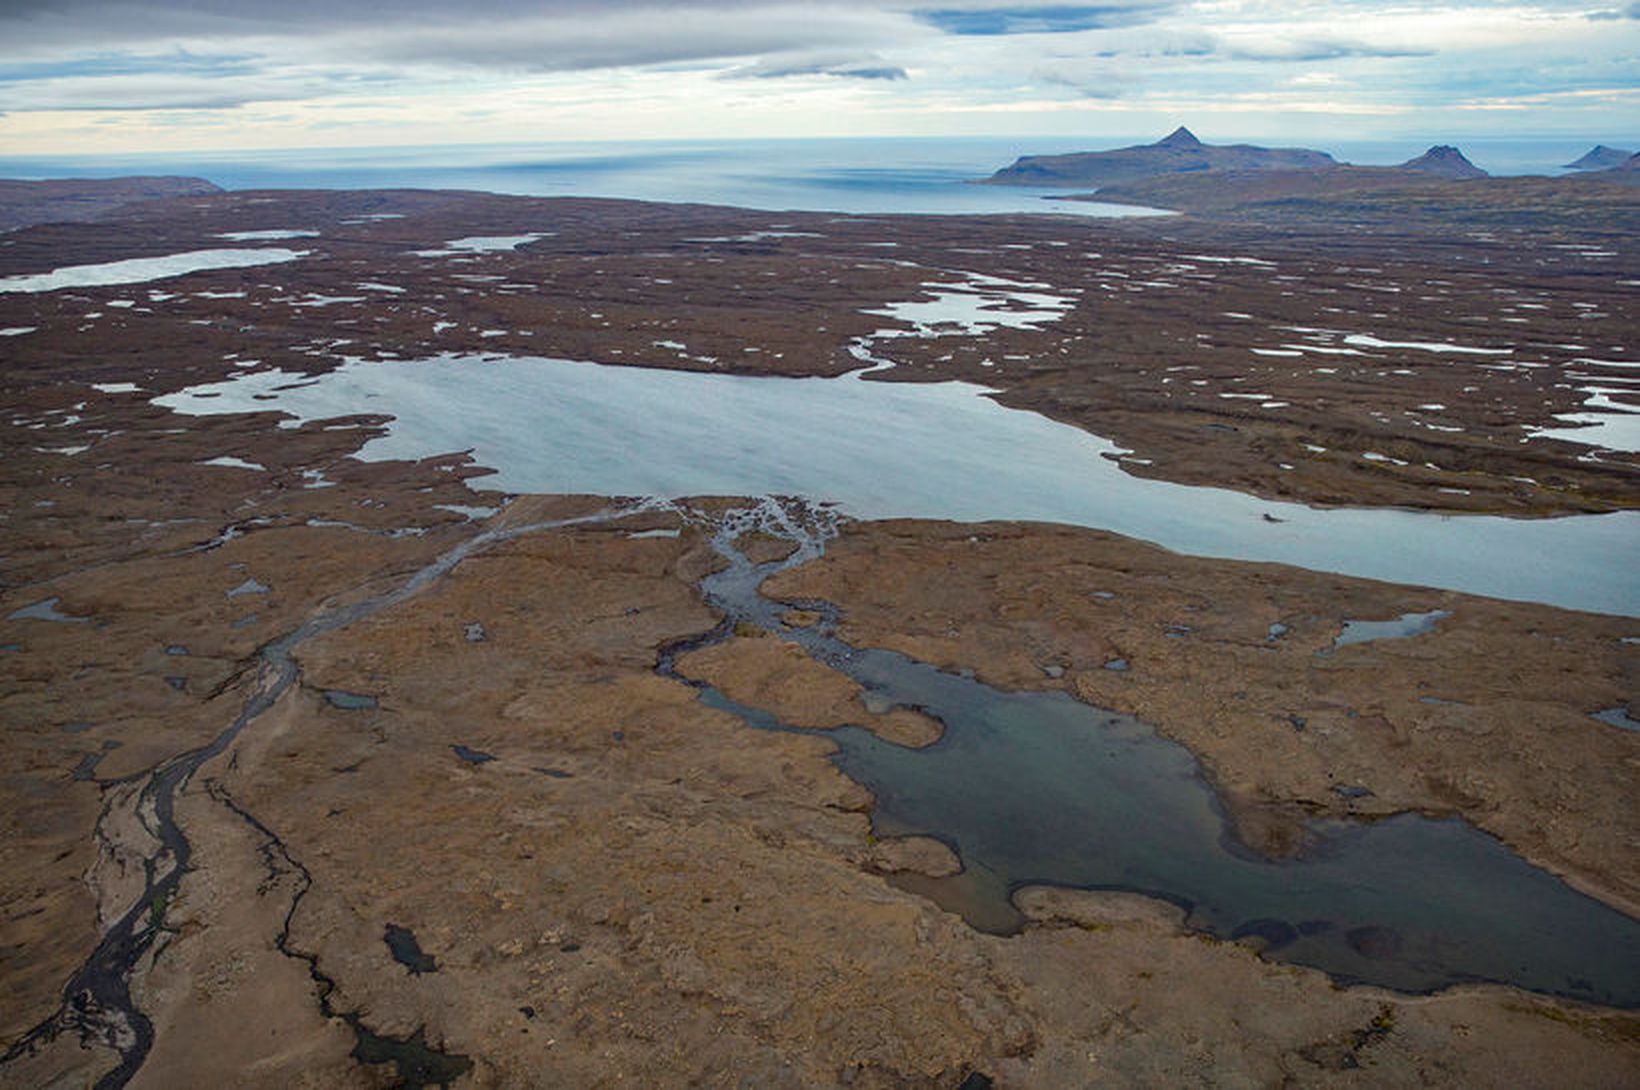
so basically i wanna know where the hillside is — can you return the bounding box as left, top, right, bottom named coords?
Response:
left=985, top=127, right=1336, bottom=187
left=1078, top=168, right=1640, bottom=229
left=1565, top=145, right=1634, bottom=170
left=0, top=175, right=222, bottom=232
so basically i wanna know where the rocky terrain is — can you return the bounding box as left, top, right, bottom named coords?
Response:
left=989, top=130, right=1640, bottom=226
left=1396, top=146, right=1487, bottom=179
left=0, top=182, right=1635, bottom=1087
left=1078, top=165, right=1640, bottom=227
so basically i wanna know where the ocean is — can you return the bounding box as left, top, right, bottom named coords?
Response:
left=0, top=135, right=1605, bottom=217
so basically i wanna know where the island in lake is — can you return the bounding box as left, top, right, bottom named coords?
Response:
left=0, top=147, right=1636, bottom=1089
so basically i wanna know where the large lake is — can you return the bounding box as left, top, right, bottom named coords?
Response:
left=156, top=354, right=1640, bottom=617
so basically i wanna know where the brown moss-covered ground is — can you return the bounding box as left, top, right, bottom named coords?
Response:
left=6, top=491, right=1637, bottom=1088
left=1, top=189, right=1635, bottom=1088
left=2, top=187, right=1635, bottom=517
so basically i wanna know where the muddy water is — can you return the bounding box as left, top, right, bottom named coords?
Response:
left=672, top=500, right=1640, bottom=1007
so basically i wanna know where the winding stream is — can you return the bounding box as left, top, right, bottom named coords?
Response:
left=661, top=499, right=1640, bottom=1007
left=9, top=492, right=1639, bottom=1090
left=1, top=505, right=653, bottom=1089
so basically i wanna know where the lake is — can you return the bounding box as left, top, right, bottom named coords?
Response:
left=155, top=352, right=1640, bottom=617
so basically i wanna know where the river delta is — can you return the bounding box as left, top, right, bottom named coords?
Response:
left=0, top=186, right=1636, bottom=1087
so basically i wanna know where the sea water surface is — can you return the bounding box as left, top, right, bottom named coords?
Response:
left=154, top=354, right=1640, bottom=617
left=0, top=138, right=1156, bottom=218
left=0, top=135, right=1605, bottom=217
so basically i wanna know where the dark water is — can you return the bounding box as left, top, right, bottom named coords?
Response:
left=0, top=137, right=1156, bottom=217
left=681, top=500, right=1640, bottom=1007
left=384, top=925, right=438, bottom=975
left=822, top=648, right=1640, bottom=1004
left=323, top=689, right=378, bottom=711
left=450, top=744, right=496, bottom=764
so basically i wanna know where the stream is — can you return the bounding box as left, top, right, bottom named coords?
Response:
left=8, top=494, right=1637, bottom=1090
left=0, top=505, right=653, bottom=1090
left=661, top=498, right=1640, bottom=1007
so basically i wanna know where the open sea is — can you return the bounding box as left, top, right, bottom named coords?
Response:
left=0, top=135, right=1604, bottom=217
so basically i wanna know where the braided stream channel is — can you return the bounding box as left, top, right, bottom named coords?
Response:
left=0, top=505, right=654, bottom=1089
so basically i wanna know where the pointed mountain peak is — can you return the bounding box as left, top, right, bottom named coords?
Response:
left=1563, top=144, right=1634, bottom=170
left=1157, top=126, right=1203, bottom=149
left=1401, top=145, right=1487, bottom=179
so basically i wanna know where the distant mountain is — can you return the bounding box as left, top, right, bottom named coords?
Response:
left=984, top=127, right=1337, bottom=187
left=1068, top=142, right=1586, bottom=223
left=0, top=176, right=222, bottom=232
left=1575, top=151, right=1640, bottom=182
left=1564, top=145, right=1634, bottom=171
left=1399, top=146, right=1488, bottom=179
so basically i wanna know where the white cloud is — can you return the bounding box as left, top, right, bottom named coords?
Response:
left=0, top=1, right=1634, bottom=149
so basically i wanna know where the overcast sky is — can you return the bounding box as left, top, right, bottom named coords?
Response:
left=1, top=0, right=1635, bottom=153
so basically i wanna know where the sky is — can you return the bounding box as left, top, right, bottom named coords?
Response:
left=0, top=0, right=1635, bottom=154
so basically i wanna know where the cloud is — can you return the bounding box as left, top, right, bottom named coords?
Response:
left=0, top=72, right=325, bottom=110
left=0, top=1, right=928, bottom=109
left=0, top=1, right=911, bottom=58
left=1, top=0, right=1637, bottom=150
left=359, top=9, right=914, bottom=73
left=0, top=50, right=261, bottom=84
left=1029, top=56, right=1139, bottom=97
left=913, top=3, right=1174, bottom=35
left=724, top=53, right=909, bottom=79
left=1223, top=38, right=1433, bottom=62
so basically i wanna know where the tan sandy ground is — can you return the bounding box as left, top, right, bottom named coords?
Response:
left=4, top=498, right=1636, bottom=1088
